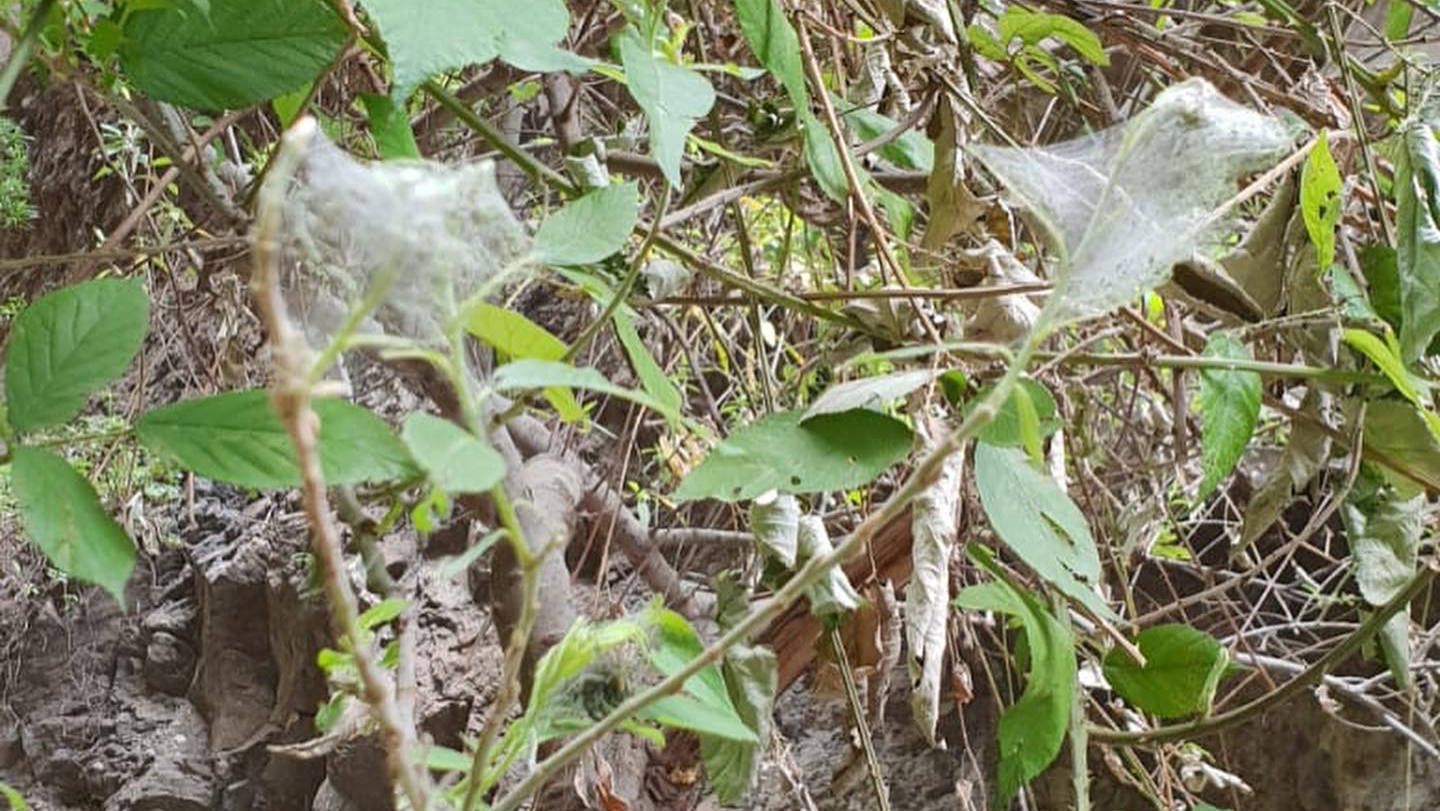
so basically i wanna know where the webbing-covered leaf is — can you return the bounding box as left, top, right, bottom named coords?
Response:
left=701, top=644, right=776, bottom=802
left=908, top=425, right=964, bottom=744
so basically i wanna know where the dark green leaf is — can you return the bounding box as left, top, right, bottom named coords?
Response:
left=954, top=545, right=1075, bottom=807
left=1300, top=129, right=1342, bottom=271
left=360, top=93, right=420, bottom=160
left=801, top=109, right=852, bottom=203
left=637, top=695, right=756, bottom=742
left=1360, top=244, right=1404, bottom=330
left=366, top=0, right=589, bottom=99
left=1194, top=333, right=1261, bottom=500
left=644, top=604, right=756, bottom=741
left=612, top=308, right=684, bottom=420
left=136, top=390, right=416, bottom=488
left=6, top=278, right=149, bottom=434
left=1102, top=624, right=1228, bottom=718
left=119, top=0, right=348, bottom=110
left=401, top=413, right=506, bottom=494
left=1394, top=123, right=1440, bottom=363
left=533, top=182, right=639, bottom=265
left=675, top=408, right=912, bottom=502
left=12, top=446, right=135, bottom=606
left=973, top=443, right=1114, bottom=620
left=840, top=99, right=933, bottom=172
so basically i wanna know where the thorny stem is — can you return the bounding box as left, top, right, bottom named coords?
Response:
left=253, top=118, right=433, bottom=811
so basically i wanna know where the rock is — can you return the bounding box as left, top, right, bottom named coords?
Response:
left=144, top=631, right=197, bottom=696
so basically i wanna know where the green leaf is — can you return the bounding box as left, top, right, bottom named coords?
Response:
left=1386, top=0, right=1414, bottom=40
left=971, top=378, right=1061, bottom=449
left=840, top=99, right=934, bottom=171
left=1300, top=129, right=1342, bottom=271
left=6, top=278, right=149, bottom=434
left=1394, top=122, right=1440, bottom=363
left=701, top=644, right=776, bottom=802
left=802, top=369, right=936, bottom=420
left=801, top=109, right=852, bottom=203
left=1194, top=332, right=1261, bottom=500
left=491, top=358, right=680, bottom=424
left=119, top=0, right=348, bottom=110
left=366, top=0, right=589, bottom=99
left=954, top=545, right=1075, bottom=807
left=1365, top=398, right=1440, bottom=495
left=733, top=0, right=809, bottom=109
left=533, top=182, right=640, bottom=265
left=611, top=308, right=684, bottom=420
left=12, top=446, right=135, bottom=606
left=1102, top=624, right=1229, bottom=718
left=136, top=390, right=417, bottom=488
left=358, top=597, right=410, bottom=631
left=1, top=780, right=29, bottom=811
left=401, top=413, right=506, bottom=494
left=1344, top=486, right=1423, bottom=687
left=618, top=29, right=715, bottom=189
left=997, top=8, right=1110, bottom=66
left=1344, top=327, right=1428, bottom=408
left=360, top=93, right=420, bottom=160
left=675, top=408, right=912, bottom=502
left=1360, top=244, right=1404, bottom=330
left=974, top=443, right=1114, bottom=620
left=644, top=604, right=756, bottom=741
left=466, top=303, right=582, bottom=421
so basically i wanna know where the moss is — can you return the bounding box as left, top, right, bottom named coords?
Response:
left=0, top=115, right=35, bottom=230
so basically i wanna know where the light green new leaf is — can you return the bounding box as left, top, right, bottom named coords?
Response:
left=13, top=446, right=135, bottom=606
left=675, top=408, right=912, bottom=502
left=360, top=93, right=420, bottom=160
left=366, top=0, right=589, bottom=99
left=491, top=358, right=680, bottom=424
left=136, top=390, right=417, bottom=488
left=1343, top=328, right=1428, bottom=408
left=1194, top=333, right=1261, bottom=500
left=1103, top=624, right=1229, bottom=718
left=954, top=545, right=1075, bottom=807
left=6, top=278, right=149, bottom=435
left=643, top=604, right=756, bottom=742
left=619, top=30, right=715, bottom=189
left=997, top=8, right=1110, bottom=66
left=119, top=0, right=348, bottom=110
left=466, top=303, right=582, bottom=421
left=973, top=443, right=1114, bottom=620
left=0, top=779, right=28, bottom=811
left=401, top=413, right=505, bottom=494
left=1394, top=122, right=1440, bottom=363
left=970, top=378, right=1061, bottom=449
left=701, top=644, right=776, bottom=802
left=534, top=182, right=640, bottom=265
left=1301, top=129, right=1342, bottom=271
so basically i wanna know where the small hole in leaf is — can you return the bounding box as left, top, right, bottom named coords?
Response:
left=789, top=475, right=802, bottom=486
